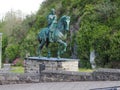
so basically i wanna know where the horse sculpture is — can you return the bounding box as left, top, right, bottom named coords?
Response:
left=37, top=15, right=70, bottom=58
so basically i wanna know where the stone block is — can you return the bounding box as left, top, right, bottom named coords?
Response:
left=24, top=57, right=79, bottom=73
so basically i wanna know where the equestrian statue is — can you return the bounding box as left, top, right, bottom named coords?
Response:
left=37, top=8, right=70, bottom=58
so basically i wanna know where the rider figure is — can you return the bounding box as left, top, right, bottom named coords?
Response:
left=47, top=8, right=57, bottom=42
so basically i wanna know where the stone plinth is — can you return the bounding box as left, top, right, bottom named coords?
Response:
left=24, top=57, right=79, bottom=73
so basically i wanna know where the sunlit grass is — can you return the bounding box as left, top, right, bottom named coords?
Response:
left=79, top=68, right=93, bottom=72
left=11, top=66, right=24, bottom=73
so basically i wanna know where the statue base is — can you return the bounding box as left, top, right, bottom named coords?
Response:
left=24, top=57, right=79, bottom=73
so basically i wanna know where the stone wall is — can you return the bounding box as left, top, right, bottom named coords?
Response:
left=0, top=68, right=120, bottom=85
left=92, top=68, right=120, bottom=81
left=41, top=69, right=120, bottom=82
left=0, top=73, right=39, bottom=85
left=41, top=70, right=93, bottom=82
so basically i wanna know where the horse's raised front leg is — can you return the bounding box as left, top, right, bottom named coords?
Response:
left=37, top=40, right=45, bottom=57
left=57, top=40, right=67, bottom=58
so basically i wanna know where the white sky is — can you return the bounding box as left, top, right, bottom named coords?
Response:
left=0, top=0, right=45, bottom=19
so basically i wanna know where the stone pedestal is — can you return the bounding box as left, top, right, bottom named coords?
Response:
left=24, top=57, right=79, bottom=73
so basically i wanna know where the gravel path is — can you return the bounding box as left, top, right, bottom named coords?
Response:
left=0, top=81, right=120, bottom=90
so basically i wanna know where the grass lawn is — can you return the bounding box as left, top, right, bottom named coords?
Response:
left=79, top=68, right=93, bottom=72
left=11, top=66, right=24, bottom=73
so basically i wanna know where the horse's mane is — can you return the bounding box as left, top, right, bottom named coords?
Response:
left=58, top=15, right=67, bottom=22
left=57, top=15, right=67, bottom=29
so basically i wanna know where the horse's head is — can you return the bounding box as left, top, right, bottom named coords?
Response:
left=59, top=15, right=70, bottom=31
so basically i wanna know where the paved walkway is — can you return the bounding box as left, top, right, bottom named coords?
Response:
left=0, top=81, right=120, bottom=90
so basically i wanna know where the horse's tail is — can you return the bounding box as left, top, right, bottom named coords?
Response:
left=38, top=28, right=49, bottom=42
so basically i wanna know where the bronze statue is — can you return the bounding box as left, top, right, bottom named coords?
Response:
left=47, top=8, right=57, bottom=42
left=37, top=9, right=70, bottom=58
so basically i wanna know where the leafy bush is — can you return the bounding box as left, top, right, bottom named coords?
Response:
left=5, top=44, right=20, bottom=63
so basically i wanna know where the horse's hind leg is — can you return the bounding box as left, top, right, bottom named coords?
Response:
left=57, top=45, right=61, bottom=59
left=37, top=40, right=45, bottom=57
left=46, top=39, right=51, bottom=58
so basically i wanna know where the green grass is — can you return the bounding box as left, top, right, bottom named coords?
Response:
left=79, top=68, right=93, bottom=72
left=11, top=66, right=24, bottom=73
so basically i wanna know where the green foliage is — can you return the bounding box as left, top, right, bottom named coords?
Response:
left=75, top=0, right=120, bottom=68
left=2, top=35, right=8, bottom=62
left=22, top=28, right=38, bottom=56
left=5, top=44, right=19, bottom=63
